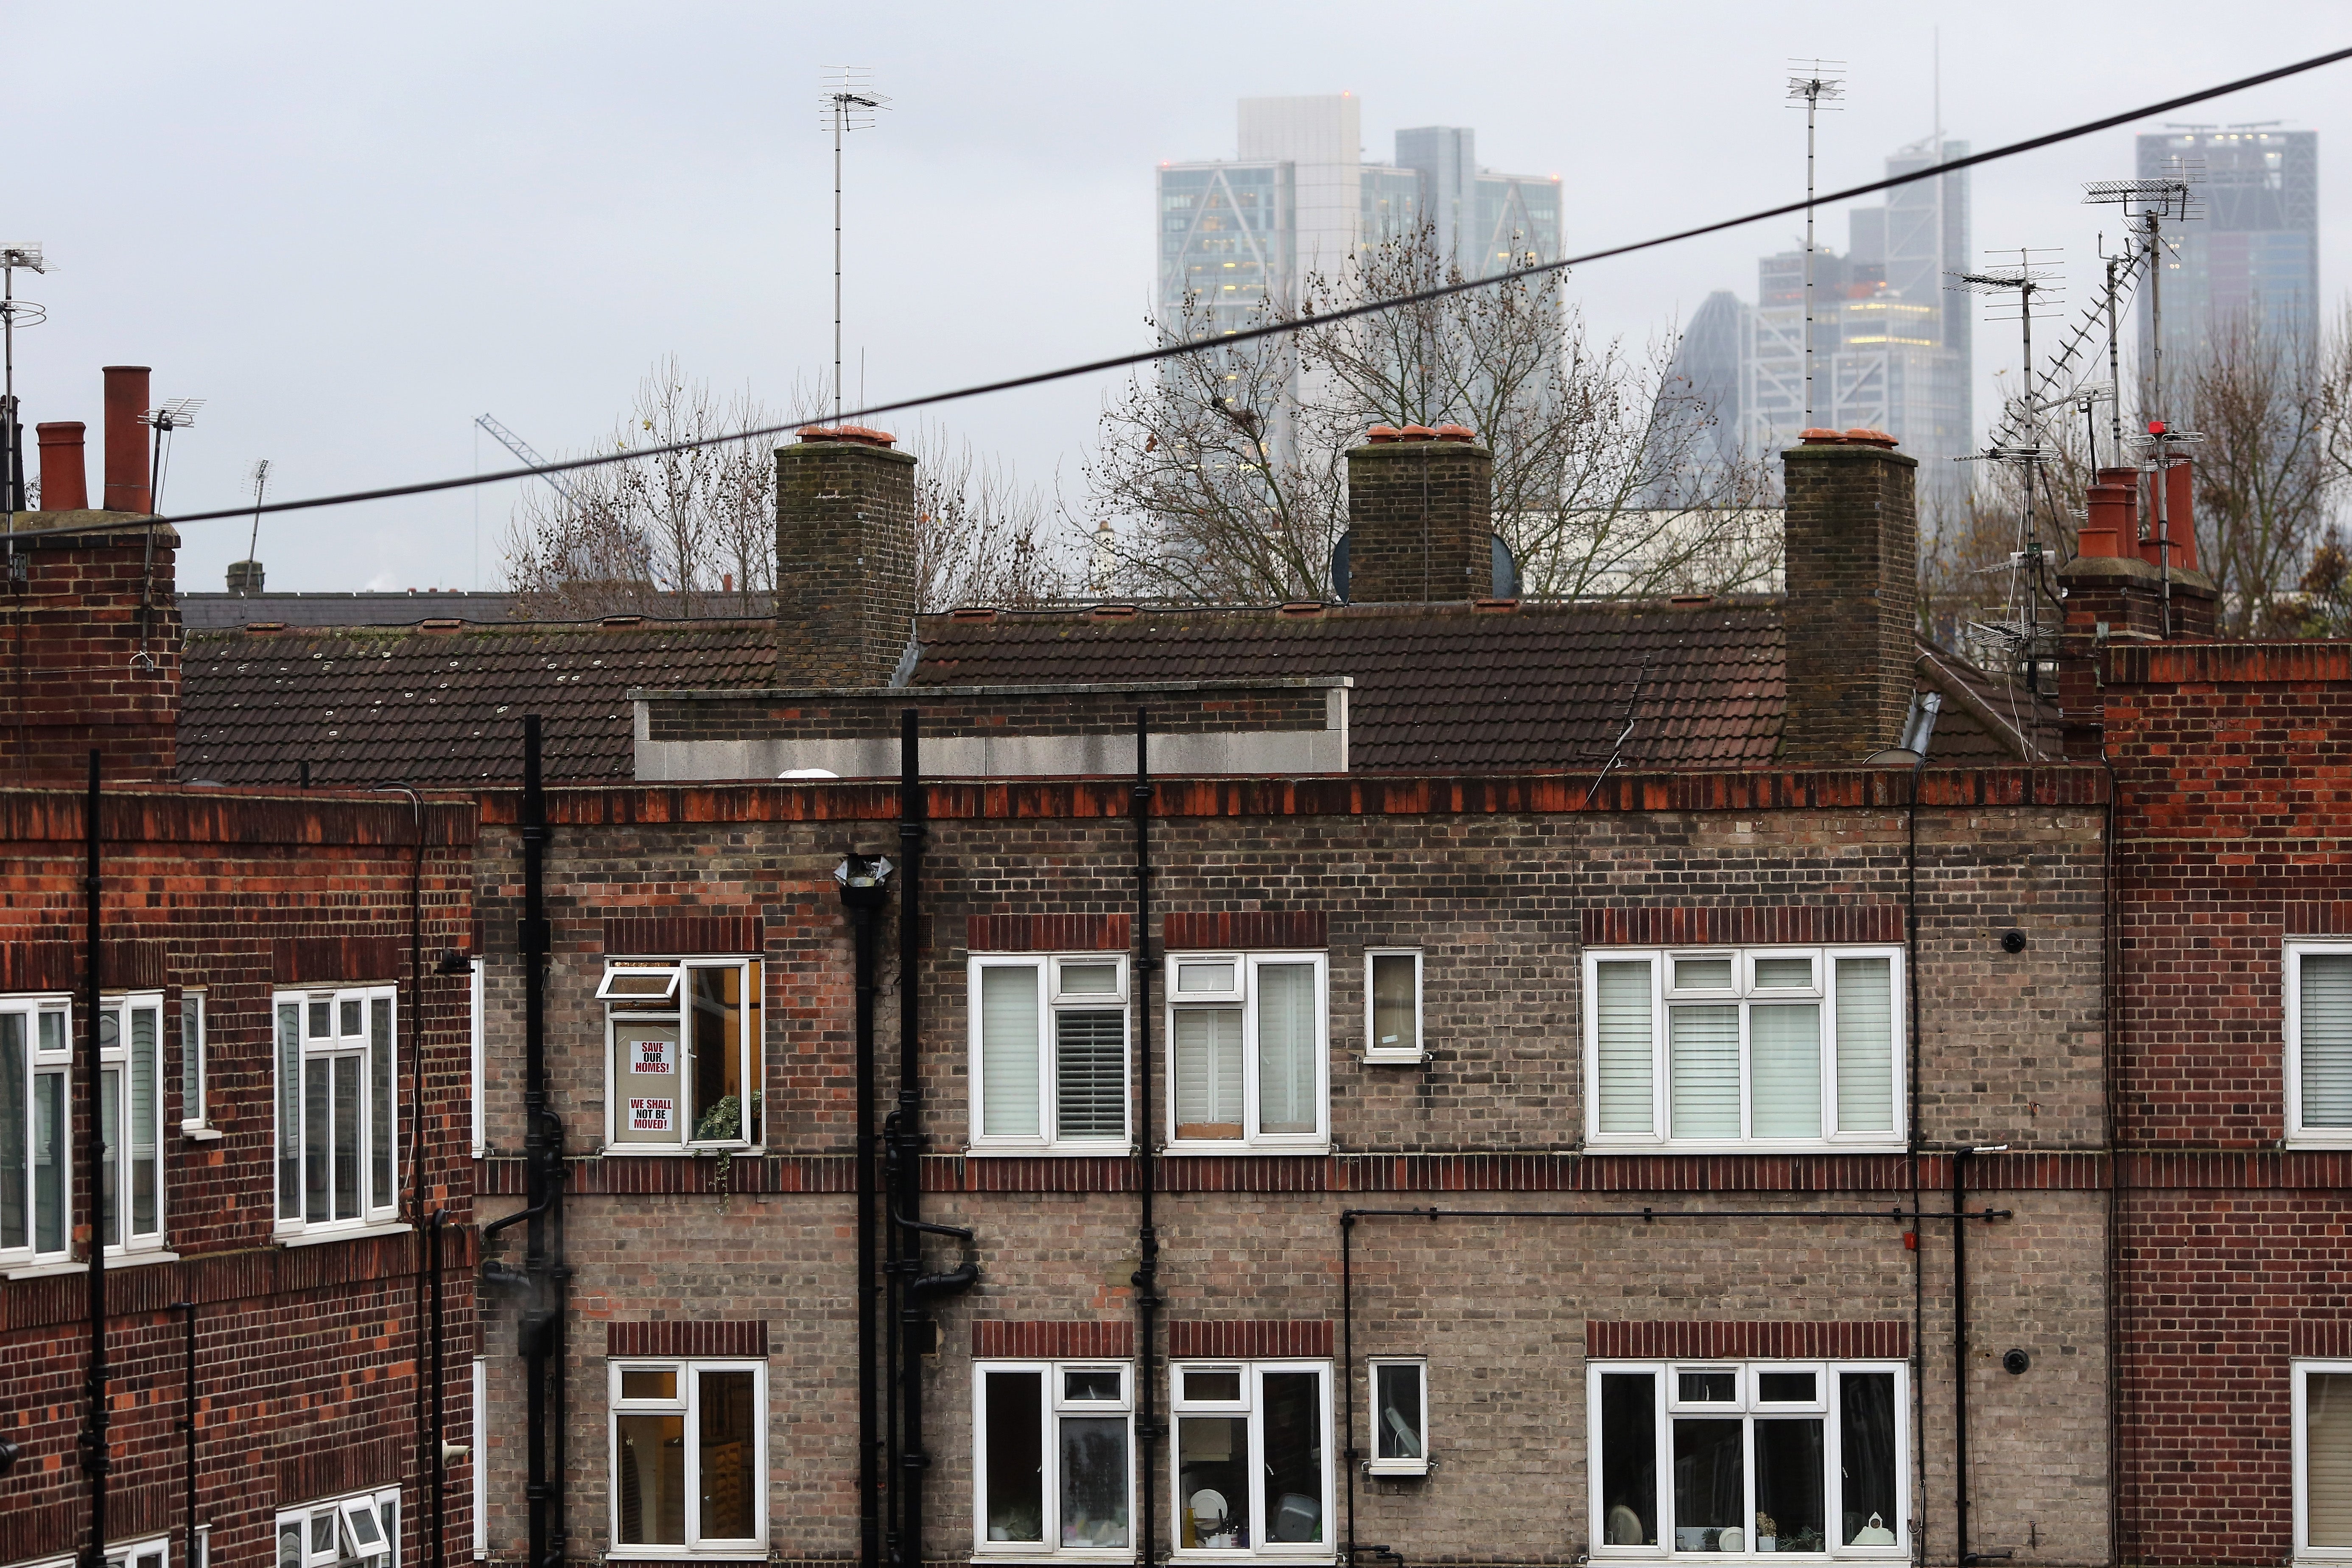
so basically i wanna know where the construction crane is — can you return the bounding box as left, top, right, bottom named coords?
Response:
left=475, top=412, right=582, bottom=505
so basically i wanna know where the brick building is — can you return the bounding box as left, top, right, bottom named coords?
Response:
left=1, top=391, right=479, bottom=1568
left=13, top=397, right=2351, bottom=1568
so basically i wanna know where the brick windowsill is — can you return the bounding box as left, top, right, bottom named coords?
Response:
left=277, top=1220, right=414, bottom=1249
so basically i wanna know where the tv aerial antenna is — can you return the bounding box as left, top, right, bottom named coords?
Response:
left=1, top=243, right=48, bottom=537
left=142, top=397, right=204, bottom=514
left=2083, top=165, right=2199, bottom=427
left=820, top=66, right=890, bottom=426
left=237, top=459, right=272, bottom=595
left=1785, top=60, right=1846, bottom=429
left=1952, top=250, right=2064, bottom=691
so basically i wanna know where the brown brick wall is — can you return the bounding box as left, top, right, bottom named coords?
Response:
left=1345, top=439, right=1493, bottom=604
left=0, top=517, right=183, bottom=785
left=1780, top=443, right=1918, bottom=761
left=774, top=438, right=917, bottom=687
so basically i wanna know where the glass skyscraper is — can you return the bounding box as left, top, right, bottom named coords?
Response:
left=2134, top=126, right=2318, bottom=381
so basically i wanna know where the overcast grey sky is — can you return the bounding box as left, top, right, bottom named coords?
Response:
left=9, top=1, right=2350, bottom=595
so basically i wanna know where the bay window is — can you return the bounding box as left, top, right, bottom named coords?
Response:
left=274, top=985, right=400, bottom=1237
left=1172, top=1361, right=1331, bottom=1558
left=0, top=996, right=72, bottom=1267
left=968, top=954, right=1131, bottom=1152
left=1583, top=948, right=1903, bottom=1150
left=2287, top=942, right=2352, bottom=1141
left=974, top=1360, right=1135, bottom=1558
left=1589, top=1361, right=1905, bottom=1559
left=1167, top=954, right=1327, bottom=1149
left=610, top=1358, right=767, bottom=1556
left=2297, top=1360, right=2352, bottom=1559
left=601, top=957, right=761, bottom=1151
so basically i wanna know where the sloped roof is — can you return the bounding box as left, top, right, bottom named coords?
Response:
left=910, top=599, right=2055, bottom=772
left=178, top=619, right=778, bottom=787
left=178, top=590, right=522, bottom=630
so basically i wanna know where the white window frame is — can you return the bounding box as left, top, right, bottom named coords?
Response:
left=972, top=1358, right=1138, bottom=1562
left=1169, top=1359, right=1335, bottom=1563
left=1, top=993, right=75, bottom=1269
left=1364, top=1357, right=1428, bottom=1476
left=468, top=959, right=486, bottom=1160
left=2296, top=1358, right=2352, bottom=1561
left=607, top=1357, right=770, bottom=1558
left=2286, top=941, right=2352, bottom=1144
left=18, top=1540, right=172, bottom=1568
left=100, top=991, right=169, bottom=1256
left=1362, top=951, right=1424, bottom=1064
left=275, top=1487, right=399, bottom=1568
left=1582, top=947, right=1906, bottom=1152
left=181, top=987, right=216, bottom=1135
left=472, top=1356, right=490, bottom=1559
left=601, top=956, right=761, bottom=1154
left=1586, top=1359, right=1908, bottom=1561
left=272, top=984, right=402, bottom=1241
left=968, top=954, right=1133, bottom=1153
left=1165, top=953, right=1330, bottom=1152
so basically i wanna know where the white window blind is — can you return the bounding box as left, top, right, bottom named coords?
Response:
left=1054, top=1010, right=1125, bottom=1139
left=1173, top=1007, right=1244, bottom=1137
left=1594, top=961, right=1655, bottom=1135
left=980, top=965, right=1042, bottom=1139
left=1835, top=958, right=1896, bottom=1134
left=1255, top=963, right=1317, bottom=1135
left=2301, top=954, right=2352, bottom=1128
left=1749, top=1003, right=1821, bottom=1138
left=1669, top=1004, right=1740, bottom=1139
left=2312, top=1371, right=2352, bottom=1546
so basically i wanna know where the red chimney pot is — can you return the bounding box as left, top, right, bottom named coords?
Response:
left=102, top=365, right=151, bottom=513
left=36, top=422, right=89, bottom=511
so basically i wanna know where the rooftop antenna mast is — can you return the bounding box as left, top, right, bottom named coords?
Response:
left=1787, top=60, right=1846, bottom=429
left=1, top=243, right=48, bottom=537
left=1952, top=250, right=2062, bottom=690
left=238, top=459, right=271, bottom=596
left=142, top=398, right=204, bottom=514
left=821, top=67, right=889, bottom=426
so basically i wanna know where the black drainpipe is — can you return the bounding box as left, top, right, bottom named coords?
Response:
left=1952, top=1142, right=2007, bottom=1567
left=80, top=748, right=108, bottom=1568
left=887, top=710, right=979, bottom=1568
left=1905, top=752, right=1927, bottom=1567
left=173, top=1300, right=198, bottom=1568
left=1131, top=710, right=1163, bottom=1568
left=428, top=1209, right=448, bottom=1568
left=841, top=852, right=890, bottom=1568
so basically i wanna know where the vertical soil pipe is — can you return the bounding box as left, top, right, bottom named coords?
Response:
left=1132, top=710, right=1162, bottom=1568
left=80, top=748, right=107, bottom=1568
left=896, top=710, right=927, bottom=1566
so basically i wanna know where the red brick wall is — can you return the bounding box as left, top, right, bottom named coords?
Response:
left=0, top=519, right=184, bottom=785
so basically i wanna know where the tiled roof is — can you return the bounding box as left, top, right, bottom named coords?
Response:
left=178, top=620, right=779, bottom=787
left=178, top=590, right=521, bottom=630
left=910, top=599, right=2055, bottom=772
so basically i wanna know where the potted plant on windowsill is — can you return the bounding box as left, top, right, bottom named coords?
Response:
left=1755, top=1513, right=1777, bottom=1553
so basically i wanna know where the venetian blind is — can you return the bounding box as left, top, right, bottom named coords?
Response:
left=2300, top=954, right=2352, bottom=1128
left=2310, top=1372, right=2352, bottom=1546
left=1256, top=964, right=1318, bottom=1135
left=1669, top=1003, right=1740, bottom=1139
left=1174, top=1007, right=1244, bottom=1137
left=979, top=964, right=1041, bottom=1138
left=1594, top=961, right=1656, bottom=1135
left=1055, top=1010, right=1126, bottom=1139
left=1835, top=957, right=1896, bottom=1134
left=1750, top=1003, right=1822, bottom=1139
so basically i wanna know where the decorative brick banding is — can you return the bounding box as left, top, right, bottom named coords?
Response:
left=606, top=1320, right=769, bottom=1357
left=1582, top=905, right=1903, bottom=947
left=1586, top=1321, right=1909, bottom=1359
left=1168, top=1320, right=1334, bottom=1358
left=973, top=1320, right=1135, bottom=1358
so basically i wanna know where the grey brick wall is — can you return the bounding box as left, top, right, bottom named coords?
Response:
left=775, top=436, right=918, bottom=687
left=1346, top=439, right=1493, bottom=605
left=1780, top=442, right=1917, bottom=761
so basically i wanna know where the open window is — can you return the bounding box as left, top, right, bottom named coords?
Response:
left=602, top=957, right=762, bottom=1152
left=276, top=1488, right=398, bottom=1568
left=1171, top=1361, right=1331, bottom=1559
left=1167, top=954, right=1328, bottom=1150
left=969, top=955, right=1131, bottom=1152
left=1365, top=1358, right=1428, bottom=1476
left=974, top=1360, right=1135, bottom=1559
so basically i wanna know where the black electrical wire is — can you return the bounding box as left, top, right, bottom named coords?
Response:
left=10, top=43, right=2352, bottom=549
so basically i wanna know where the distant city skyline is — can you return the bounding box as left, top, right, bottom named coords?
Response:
left=2136, top=125, right=2319, bottom=403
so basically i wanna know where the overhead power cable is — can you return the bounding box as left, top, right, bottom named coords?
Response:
left=11, top=42, right=2352, bottom=547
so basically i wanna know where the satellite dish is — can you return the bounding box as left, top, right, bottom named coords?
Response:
left=1329, top=533, right=1351, bottom=603
left=1491, top=534, right=1521, bottom=598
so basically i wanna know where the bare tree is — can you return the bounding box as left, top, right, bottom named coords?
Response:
left=505, top=362, right=1068, bottom=618
left=2187, top=311, right=2330, bottom=634
left=1089, top=222, right=1778, bottom=604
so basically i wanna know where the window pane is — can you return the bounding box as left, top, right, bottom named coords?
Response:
left=1375, top=1364, right=1423, bottom=1459
left=1371, top=955, right=1418, bottom=1054
left=1177, top=960, right=1235, bottom=994
left=1255, top=964, right=1318, bottom=1135
left=1674, top=956, right=1734, bottom=991
left=312, top=1513, right=338, bottom=1555
left=1757, top=1372, right=1816, bottom=1403
left=100, top=1065, right=120, bottom=1248
left=1754, top=957, right=1814, bottom=989
left=308, top=1000, right=331, bottom=1039
left=339, top=998, right=363, bottom=1038
left=622, top=1369, right=678, bottom=1400
left=1183, top=1369, right=1241, bottom=1401
left=1669, top=1005, right=1740, bottom=1139
left=2313, top=1373, right=2352, bottom=1546
left=1598, top=1372, right=1657, bottom=1547
left=277, top=1522, right=302, bottom=1568
left=1260, top=1371, right=1323, bottom=1543
left=1595, top=961, right=1655, bottom=1135
left=34, top=1070, right=64, bottom=1252
left=130, top=1007, right=159, bottom=1236
left=1755, top=1418, right=1824, bottom=1552
left=1678, top=1370, right=1737, bottom=1403
left=984, top=1370, right=1045, bottom=1542
left=1055, top=1010, right=1126, bottom=1140
left=1835, top=958, right=1896, bottom=1134
left=1177, top=1416, right=1248, bottom=1548
left=1751, top=1003, right=1822, bottom=1139
left=1060, top=1415, right=1130, bottom=1548
left=689, top=967, right=746, bottom=1143
left=182, top=995, right=203, bottom=1124
left=278, top=1003, right=303, bottom=1220
left=613, top=1023, right=683, bottom=1145
left=1060, top=963, right=1119, bottom=995
left=1838, top=1372, right=1899, bottom=1547
left=1671, top=1419, right=1744, bottom=1547
left=697, top=1369, right=757, bottom=1540
left=1064, top=1369, right=1121, bottom=1402
left=1173, top=1008, right=1244, bottom=1139
left=2302, top=956, right=2352, bottom=1126
left=1, top=1015, right=23, bottom=1251
left=370, top=997, right=394, bottom=1210
left=980, top=965, right=1042, bottom=1139
left=616, top=1413, right=686, bottom=1545
left=333, top=1056, right=361, bottom=1221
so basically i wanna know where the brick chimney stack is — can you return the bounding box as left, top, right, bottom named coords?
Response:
left=2054, top=459, right=2218, bottom=757
left=1779, top=428, right=1918, bottom=761
left=775, top=425, right=917, bottom=687
left=37, top=421, right=88, bottom=511
left=102, top=365, right=151, bottom=514
left=1343, top=424, right=1493, bottom=603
